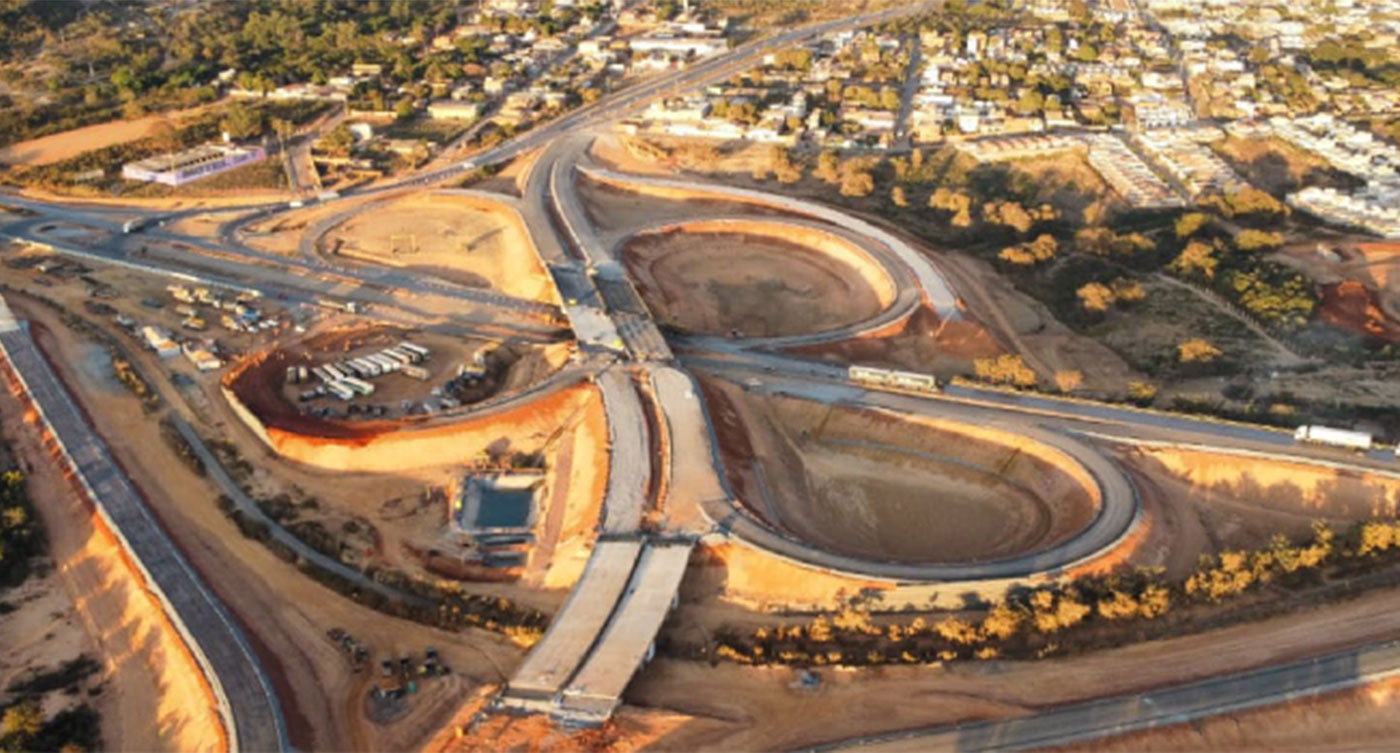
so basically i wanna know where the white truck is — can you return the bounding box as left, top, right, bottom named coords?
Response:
left=1293, top=425, right=1372, bottom=452
left=848, top=365, right=940, bottom=394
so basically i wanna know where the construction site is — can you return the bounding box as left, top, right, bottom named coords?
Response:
left=7, top=64, right=1400, bottom=753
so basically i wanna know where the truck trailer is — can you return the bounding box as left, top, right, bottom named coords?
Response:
left=1293, top=425, right=1372, bottom=451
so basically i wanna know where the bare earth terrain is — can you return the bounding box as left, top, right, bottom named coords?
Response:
left=624, top=230, right=883, bottom=337
left=702, top=380, right=1095, bottom=565
left=324, top=193, right=553, bottom=303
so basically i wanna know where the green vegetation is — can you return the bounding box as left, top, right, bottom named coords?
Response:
left=1, top=700, right=100, bottom=753
left=10, top=100, right=322, bottom=195
left=0, top=468, right=40, bottom=592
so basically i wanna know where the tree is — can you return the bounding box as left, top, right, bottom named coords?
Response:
left=983, top=200, right=1033, bottom=233
left=839, top=163, right=875, bottom=197
left=1208, top=186, right=1285, bottom=218
left=1054, top=369, right=1083, bottom=393
left=1174, top=211, right=1210, bottom=239
left=1178, top=337, right=1222, bottom=363
left=934, top=616, right=979, bottom=645
left=929, top=187, right=973, bottom=227
left=1110, top=278, right=1146, bottom=305
left=221, top=102, right=265, bottom=141
left=2, top=699, right=42, bottom=745
left=879, top=87, right=901, bottom=111
left=1234, top=229, right=1284, bottom=252
left=1127, top=380, right=1158, bottom=404
left=1172, top=240, right=1220, bottom=280
left=815, top=150, right=841, bottom=183
left=998, top=234, right=1057, bottom=265
left=973, top=354, right=1037, bottom=387
left=317, top=124, right=355, bottom=157
left=980, top=603, right=1023, bottom=640
left=1077, top=282, right=1116, bottom=312
left=1075, top=226, right=1154, bottom=257
left=891, top=185, right=908, bottom=207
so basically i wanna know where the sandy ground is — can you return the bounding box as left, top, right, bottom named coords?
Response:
left=576, top=175, right=794, bottom=236
left=1111, top=444, right=1400, bottom=581
left=1, top=263, right=586, bottom=610
left=0, top=106, right=213, bottom=166
left=531, top=390, right=610, bottom=591
left=701, top=380, right=1095, bottom=565
left=324, top=193, right=553, bottom=303
left=0, top=380, right=223, bottom=752
left=627, top=576, right=1400, bottom=752
left=623, top=230, right=884, bottom=337
left=4, top=292, right=548, bottom=751
left=437, top=703, right=692, bottom=753
left=792, top=306, right=1005, bottom=380
left=1050, top=676, right=1400, bottom=752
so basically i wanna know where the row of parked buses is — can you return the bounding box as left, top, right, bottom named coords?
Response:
left=847, top=365, right=940, bottom=394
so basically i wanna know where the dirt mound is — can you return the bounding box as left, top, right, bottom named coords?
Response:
left=323, top=193, right=552, bottom=303
left=623, top=227, right=887, bottom=338
left=1319, top=280, right=1400, bottom=343
left=702, top=380, right=1097, bottom=565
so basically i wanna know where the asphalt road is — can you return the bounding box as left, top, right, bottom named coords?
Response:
left=0, top=313, right=288, bottom=752
left=814, top=639, right=1400, bottom=752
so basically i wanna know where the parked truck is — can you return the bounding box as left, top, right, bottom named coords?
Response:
left=1293, top=425, right=1372, bottom=451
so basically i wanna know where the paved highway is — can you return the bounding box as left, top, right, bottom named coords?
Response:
left=9, top=0, right=1400, bottom=742
left=815, top=639, right=1400, bottom=752
left=0, top=297, right=287, bottom=753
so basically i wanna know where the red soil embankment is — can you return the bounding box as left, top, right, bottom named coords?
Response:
left=1319, top=280, right=1400, bottom=343
left=226, top=352, right=596, bottom=472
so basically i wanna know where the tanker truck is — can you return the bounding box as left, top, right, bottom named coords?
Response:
left=1293, top=425, right=1372, bottom=452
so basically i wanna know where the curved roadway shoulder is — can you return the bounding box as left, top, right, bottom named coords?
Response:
left=575, top=166, right=962, bottom=320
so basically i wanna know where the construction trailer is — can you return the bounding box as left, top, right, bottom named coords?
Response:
left=402, top=364, right=430, bottom=381
left=326, top=381, right=355, bottom=401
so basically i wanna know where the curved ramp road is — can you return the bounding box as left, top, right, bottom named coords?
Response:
left=0, top=297, right=287, bottom=753
left=576, top=166, right=963, bottom=320
left=597, top=368, right=652, bottom=534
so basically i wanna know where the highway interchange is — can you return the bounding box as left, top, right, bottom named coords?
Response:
left=4, top=3, right=1400, bottom=750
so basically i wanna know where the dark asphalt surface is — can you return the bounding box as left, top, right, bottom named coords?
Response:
left=0, top=321, right=288, bottom=752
